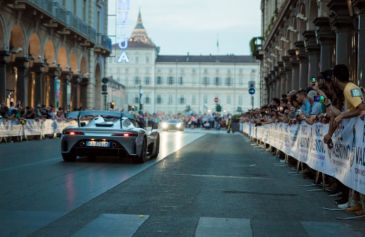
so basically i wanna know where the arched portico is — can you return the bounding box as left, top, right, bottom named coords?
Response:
left=28, top=33, right=41, bottom=107
left=9, top=24, right=27, bottom=106
left=0, top=15, right=8, bottom=104
left=79, top=56, right=88, bottom=109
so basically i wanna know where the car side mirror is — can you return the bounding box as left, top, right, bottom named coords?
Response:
left=80, top=122, right=86, bottom=127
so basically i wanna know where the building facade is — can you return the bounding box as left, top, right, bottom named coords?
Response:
left=0, top=0, right=112, bottom=110
left=252, top=0, right=365, bottom=105
left=108, top=12, right=260, bottom=114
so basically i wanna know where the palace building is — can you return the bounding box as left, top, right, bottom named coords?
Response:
left=107, top=11, right=260, bottom=114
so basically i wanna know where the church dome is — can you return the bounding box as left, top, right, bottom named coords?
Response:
left=128, top=10, right=156, bottom=48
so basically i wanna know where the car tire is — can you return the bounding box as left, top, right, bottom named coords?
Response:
left=135, top=137, right=147, bottom=163
left=62, top=153, right=77, bottom=162
left=151, top=135, right=160, bottom=159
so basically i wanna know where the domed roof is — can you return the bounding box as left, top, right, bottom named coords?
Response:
left=128, top=10, right=156, bottom=48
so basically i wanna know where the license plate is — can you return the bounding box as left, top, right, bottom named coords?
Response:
left=86, top=141, right=110, bottom=147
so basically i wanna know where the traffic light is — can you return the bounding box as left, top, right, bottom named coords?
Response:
left=248, top=81, right=256, bottom=95
left=248, top=81, right=255, bottom=89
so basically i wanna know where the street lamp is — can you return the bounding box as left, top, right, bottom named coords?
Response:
left=102, top=77, right=109, bottom=110
left=139, top=84, right=144, bottom=112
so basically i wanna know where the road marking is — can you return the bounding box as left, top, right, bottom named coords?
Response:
left=302, top=221, right=362, bottom=237
left=72, top=214, right=149, bottom=237
left=305, top=188, right=323, bottom=192
left=195, top=217, right=252, bottom=237
left=173, top=173, right=270, bottom=180
left=322, top=207, right=344, bottom=211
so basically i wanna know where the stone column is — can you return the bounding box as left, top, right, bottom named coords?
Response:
left=274, top=66, right=280, bottom=97
left=264, top=76, right=270, bottom=104
left=0, top=51, right=10, bottom=103
left=295, top=41, right=309, bottom=89
left=60, top=71, right=71, bottom=109
left=71, top=74, right=81, bottom=111
left=31, top=63, right=47, bottom=106
left=48, top=67, right=60, bottom=107
left=270, top=70, right=276, bottom=98
left=303, top=31, right=320, bottom=82
left=278, top=61, right=285, bottom=96
left=314, top=17, right=336, bottom=72
left=282, top=56, right=292, bottom=93
left=328, top=0, right=353, bottom=65
left=269, top=81, right=274, bottom=101
left=288, top=49, right=300, bottom=90
left=14, top=57, right=29, bottom=106
left=80, top=77, right=89, bottom=109
left=353, top=0, right=365, bottom=86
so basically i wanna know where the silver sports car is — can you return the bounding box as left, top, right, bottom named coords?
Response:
left=61, top=110, right=160, bottom=163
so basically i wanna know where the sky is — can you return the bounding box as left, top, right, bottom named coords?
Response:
left=108, top=0, right=261, bottom=56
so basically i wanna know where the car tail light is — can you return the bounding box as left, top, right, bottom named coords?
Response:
left=63, top=130, right=84, bottom=136
left=112, top=132, right=138, bottom=137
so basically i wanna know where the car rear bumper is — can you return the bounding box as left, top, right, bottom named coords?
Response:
left=64, top=146, right=132, bottom=157
left=61, top=138, right=136, bottom=156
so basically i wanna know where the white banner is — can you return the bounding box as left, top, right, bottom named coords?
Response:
left=242, top=118, right=365, bottom=195
left=0, top=119, right=77, bottom=139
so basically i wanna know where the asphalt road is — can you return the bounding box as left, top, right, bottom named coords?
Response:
left=1, top=129, right=365, bottom=236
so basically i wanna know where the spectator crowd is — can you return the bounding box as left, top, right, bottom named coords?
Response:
left=242, top=64, right=365, bottom=217
left=0, top=102, right=67, bottom=121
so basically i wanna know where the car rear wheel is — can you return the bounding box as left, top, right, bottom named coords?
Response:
left=151, top=135, right=160, bottom=159
left=135, top=138, right=147, bottom=163
left=62, top=153, right=77, bottom=162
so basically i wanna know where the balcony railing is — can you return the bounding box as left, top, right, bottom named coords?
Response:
left=16, top=0, right=111, bottom=52
left=96, top=34, right=112, bottom=53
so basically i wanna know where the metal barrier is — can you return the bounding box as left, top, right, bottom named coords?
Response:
left=0, top=119, right=77, bottom=141
left=241, top=118, right=365, bottom=195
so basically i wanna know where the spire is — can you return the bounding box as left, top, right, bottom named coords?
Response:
left=135, top=9, right=144, bottom=30
left=129, top=10, right=156, bottom=48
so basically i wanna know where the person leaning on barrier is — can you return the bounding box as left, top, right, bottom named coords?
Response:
left=0, top=102, right=8, bottom=118
left=24, top=106, right=35, bottom=119
left=56, top=107, right=66, bottom=120
left=298, top=90, right=325, bottom=125
left=295, top=90, right=311, bottom=117
left=323, top=64, right=365, bottom=146
left=319, top=64, right=365, bottom=214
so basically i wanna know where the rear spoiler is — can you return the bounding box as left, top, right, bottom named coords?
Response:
left=74, top=110, right=137, bottom=128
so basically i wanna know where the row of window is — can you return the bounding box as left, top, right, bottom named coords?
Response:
left=108, top=64, right=257, bottom=76
left=133, top=76, right=253, bottom=86
left=131, top=96, right=246, bottom=106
